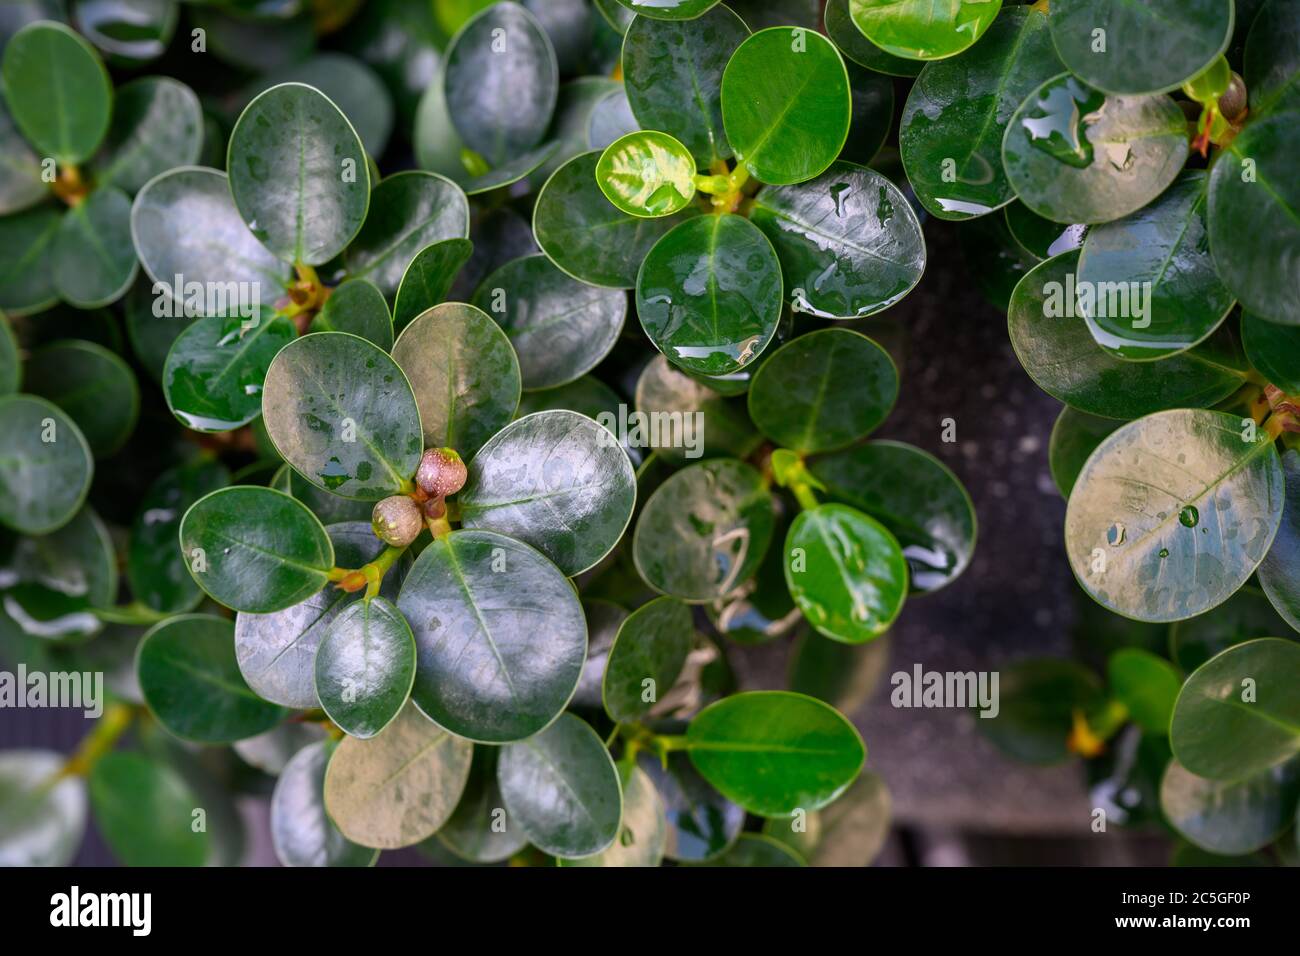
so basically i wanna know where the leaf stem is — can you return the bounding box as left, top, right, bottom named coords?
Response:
left=56, top=703, right=137, bottom=781
left=332, top=544, right=407, bottom=598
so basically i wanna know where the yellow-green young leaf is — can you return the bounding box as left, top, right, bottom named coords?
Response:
left=1106, top=648, right=1181, bottom=735
left=596, top=131, right=696, bottom=218
left=849, top=0, right=1002, bottom=61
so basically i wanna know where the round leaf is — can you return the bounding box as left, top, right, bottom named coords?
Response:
left=497, top=712, right=622, bottom=858
left=848, top=0, right=1001, bottom=61
left=179, top=485, right=334, bottom=613
left=0, top=205, right=59, bottom=315
left=262, top=331, right=424, bottom=500
left=1107, top=648, right=1181, bottom=735
left=24, top=339, right=139, bottom=457
left=2, top=503, right=115, bottom=640
left=396, top=529, right=587, bottom=743
left=823, top=0, right=921, bottom=77
left=559, top=766, right=667, bottom=867
left=1066, top=409, right=1284, bottom=622
left=635, top=354, right=761, bottom=463
left=686, top=690, right=866, bottom=817
left=602, top=596, right=693, bottom=723
left=1243, top=313, right=1300, bottom=394
left=0, top=394, right=93, bottom=535
left=1001, top=74, right=1187, bottom=225
left=596, top=130, right=696, bottom=218
left=93, top=76, right=203, bottom=194
left=271, top=740, right=378, bottom=867
left=0, top=750, right=86, bottom=866
left=315, top=596, right=416, bottom=740
left=1047, top=406, right=1120, bottom=498
left=89, top=752, right=207, bottom=866
left=391, top=302, right=521, bottom=461
left=720, top=26, right=850, bottom=185
left=1161, top=758, right=1300, bottom=855
left=50, top=186, right=137, bottom=308
left=749, top=161, right=924, bottom=319
left=310, top=277, right=393, bottom=350
left=1168, top=586, right=1295, bottom=673
left=138, top=614, right=288, bottom=743
left=436, top=745, right=529, bottom=863
left=1, top=21, right=110, bottom=163
left=1259, top=449, right=1300, bottom=634
left=636, top=213, right=782, bottom=376
left=393, top=238, right=474, bottom=333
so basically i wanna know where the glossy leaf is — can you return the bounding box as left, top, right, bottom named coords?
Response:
left=0, top=750, right=86, bottom=866
left=0, top=395, right=93, bottom=535
left=138, top=614, right=287, bottom=743
left=842, top=62, right=895, bottom=166
left=323, top=704, right=473, bottom=849
left=24, top=339, right=138, bottom=457
left=586, top=86, right=639, bottom=150
left=636, top=214, right=782, bottom=376
left=622, top=6, right=749, bottom=167
left=1243, top=313, right=1300, bottom=394
left=271, top=740, right=377, bottom=867
left=533, top=151, right=697, bottom=289
left=1049, top=0, right=1233, bottom=95
left=720, top=27, right=850, bottom=185
left=497, top=712, right=622, bottom=858
left=179, top=485, right=334, bottom=614
left=442, top=2, right=557, bottom=167
left=1066, top=409, right=1284, bottom=622
left=228, top=83, right=369, bottom=266
left=596, top=131, right=696, bottom=219
left=823, top=0, right=921, bottom=77
left=459, top=410, right=636, bottom=576
left=602, top=596, right=693, bottom=723
left=1245, top=0, right=1300, bottom=117
left=50, top=186, right=137, bottom=308
left=1007, top=251, right=1249, bottom=419
left=1048, top=406, right=1120, bottom=498
left=310, top=278, right=393, bottom=351
left=899, top=6, right=1061, bottom=220
left=94, top=76, right=203, bottom=194
left=163, top=313, right=296, bottom=433
left=315, top=597, right=416, bottom=740
left=391, top=302, right=521, bottom=461
left=262, top=332, right=424, bottom=500
left=1259, top=449, right=1300, bottom=634
left=748, top=329, right=896, bottom=453
left=1107, top=648, right=1180, bottom=735
left=849, top=0, right=1001, bottom=60
left=393, top=238, right=474, bottom=333
left=89, top=752, right=207, bottom=866
left=749, top=162, right=924, bottom=319
left=1161, top=757, right=1300, bottom=855
left=635, top=354, right=761, bottom=464
left=436, top=746, right=529, bottom=863
left=396, top=529, right=586, bottom=742
left=639, top=751, right=744, bottom=861
left=686, top=690, right=865, bottom=817
left=614, top=0, right=720, bottom=18
left=1002, top=74, right=1187, bottom=225
left=2, top=21, right=110, bottom=163
left=560, top=766, right=668, bottom=867
left=1169, top=586, right=1295, bottom=673
left=1004, top=201, right=1087, bottom=260
left=633, top=458, right=774, bottom=602
left=0, top=205, right=59, bottom=314
left=471, top=253, right=625, bottom=390
left=1171, top=639, right=1300, bottom=780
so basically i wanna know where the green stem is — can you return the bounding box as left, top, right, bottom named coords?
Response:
left=93, top=602, right=172, bottom=626
left=791, top=482, right=820, bottom=512
left=57, top=703, right=136, bottom=781
left=364, top=545, right=405, bottom=601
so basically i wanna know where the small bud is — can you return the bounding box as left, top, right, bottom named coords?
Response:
left=423, top=496, right=446, bottom=520
left=416, top=447, right=467, bottom=497
left=1218, top=72, right=1248, bottom=122
left=371, top=495, right=422, bottom=547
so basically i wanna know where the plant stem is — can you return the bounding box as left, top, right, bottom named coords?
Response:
left=57, top=703, right=136, bottom=780
left=332, top=544, right=407, bottom=598
left=792, top=482, right=820, bottom=511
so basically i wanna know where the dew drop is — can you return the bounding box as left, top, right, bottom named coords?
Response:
left=1106, top=522, right=1126, bottom=547
left=1178, top=505, right=1200, bottom=528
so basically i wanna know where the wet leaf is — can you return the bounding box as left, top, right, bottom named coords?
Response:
left=824, top=0, right=921, bottom=77
left=315, top=596, right=416, bottom=740
left=596, top=130, right=696, bottom=218
left=310, top=277, right=393, bottom=351
left=848, top=0, right=1001, bottom=61
left=392, top=239, right=474, bottom=334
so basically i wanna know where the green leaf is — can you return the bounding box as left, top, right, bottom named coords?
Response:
left=1077, top=172, right=1234, bottom=361
left=807, top=440, right=977, bottom=594
left=639, top=751, right=744, bottom=860
left=138, top=614, right=288, bottom=743
left=391, top=302, right=521, bottom=461
left=596, top=130, right=696, bottom=219
left=1007, top=251, right=1249, bottom=419
left=24, top=339, right=138, bottom=457
left=1208, top=114, right=1300, bottom=325
left=179, top=485, right=334, bottom=613
left=784, top=503, right=908, bottom=644
left=93, top=76, right=203, bottom=194
left=0, top=98, right=45, bottom=215
left=614, top=0, right=720, bottom=18
left=89, top=751, right=208, bottom=866
left=131, top=167, right=287, bottom=313
left=848, top=0, right=1001, bottom=61
left=123, top=276, right=198, bottom=383
left=622, top=6, right=749, bottom=168
left=1161, top=757, right=1300, bottom=855
left=443, top=2, right=557, bottom=167
left=413, top=67, right=468, bottom=181
left=274, top=468, right=374, bottom=525
left=262, top=332, right=424, bottom=500
left=637, top=213, right=782, bottom=376
left=459, top=410, right=636, bottom=576
left=1169, top=586, right=1295, bottom=673
left=1065, top=409, right=1284, bottom=623
left=163, top=313, right=296, bottom=433
left=0, top=750, right=85, bottom=866
left=748, top=329, right=897, bottom=453
left=271, top=740, right=377, bottom=867
left=235, top=521, right=395, bottom=709
left=1260, top=449, right=1300, bottom=635
left=393, top=238, right=474, bottom=333
left=899, top=6, right=1061, bottom=220
left=497, top=712, right=622, bottom=858
left=323, top=704, right=473, bottom=849
left=1048, top=0, right=1233, bottom=95
left=720, top=26, right=850, bottom=185
left=529, top=76, right=620, bottom=186
left=228, top=83, right=369, bottom=266
left=396, top=529, right=586, bottom=742
left=978, top=658, right=1104, bottom=764
left=685, top=690, right=865, bottom=817
left=472, top=253, right=626, bottom=390
left=533, top=151, right=698, bottom=289
left=761, top=768, right=891, bottom=866
left=1170, top=638, right=1300, bottom=781
left=789, top=631, right=892, bottom=714
left=635, top=354, right=761, bottom=463
left=0, top=394, right=93, bottom=535
left=343, top=171, right=470, bottom=297
left=315, top=597, right=416, bottom=740
left=633, top=458, right=775, bottom=602
left=1048, top=406, right=1120, bottom=498
left=559, top=766, right=668, bottom=867
left=1004, top=200, right=1087, bottom=260
left=1107, top=648, right=1181, bottom=735
left=1243, top=313, right=1300, bottom=393
left=0, top=204, right=60, bottom=315
left=696, top=832, right=805, bottom=866
left=823, top=0, right=921, bottom=77
left=1245, top=0, right=1300, bottom=117
left=128, top=458, right=230, bottom=615
left=310, top=277, right=393, bottom=350
left=50, top=185, right=136, bottom=307
left=0, top=313, right=17, bottom=395
left=602, top=596, right=693, bottom=723
left=1002, top=74, right=1187, bottom=225
left=749, top=161, right=924, bottom=319
left=1, top=21, right=111, bottom=164
left=436, top=745, right=529, bottom=863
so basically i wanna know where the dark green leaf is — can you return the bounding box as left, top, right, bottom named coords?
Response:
left=558, top=765, right=667, bottom=867
left=1162, top=757, right=1300, bottom=855
left=123, top=275, right=198, bottom=382
left=586, top=87, right=639, bottom=151
left=0, top=394, right=93, bottom=535
left=271, top=740, right=377, bottom=867
left=0, top=98, right=45, bottom=215
left=602, top=596, right=693, bottom=722
left=49, top=185, right=136, bottom=307
left=436, top=746, right=529, bottom=863
left=635, top=354, right=761, bottom=463
left=1004, top=200, right=1087, bottom=260
left=392, top=238, right=473, bottom=333
left=639, top=750, right=744, bottom=861
left=89, top=752, right=207, bottom=866
left=841, top=62, right=895, bottom=166
left=1245, top=0, right=1300, bottom=117
left=1259, top=449, right=1300, bottom=634
left=0, top=204, right=60, bottom=315
left=1047, top=406, right=1120, bottom=497
left=1, top=21, right=110, bottom=163
left=24, top=339, right=138, bottom=457
left=1169, top=586, right=1295, bottom=673
left=310, top=277, right=393, bottom=350
left=93, top=76, right=203, bottom=194
left=315, top=596, right=416, bottom=740
left=0, top=313, right=17, bottom=395
left=1243, top=312, right=1300, bottom=393
left=848, top=0, right=1001, bottom=60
